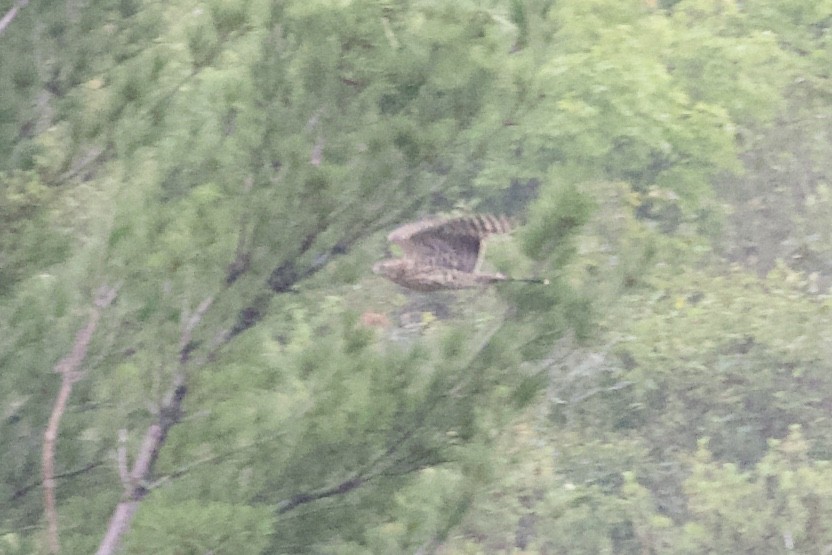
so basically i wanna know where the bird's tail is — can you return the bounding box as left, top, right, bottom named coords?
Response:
left=507, top=277, right=550, bottom=285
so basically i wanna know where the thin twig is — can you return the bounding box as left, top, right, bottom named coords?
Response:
left=10, top=461, right=103, bottom=502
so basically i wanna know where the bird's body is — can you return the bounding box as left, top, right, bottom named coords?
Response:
left=373, top=257, right=509, bottom=292
left=373, top=214, right=547, bottom=291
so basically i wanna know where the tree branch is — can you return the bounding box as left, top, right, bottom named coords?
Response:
left=276, top=476, right=364, bottom=514
left=95, top=219, right=373, bottom=551
left=10, top=461, right=103, bottom=502
left=270, top=312, right=502, bottom=517
left=95, top=194, right=432, bottom=550
left=95, top=296, right=206, bottom=555
left=0, top=0, right=29, bottom=37
left=117, top=429, right=130, bottom=489
left=43, top=285, right=117, bottom=554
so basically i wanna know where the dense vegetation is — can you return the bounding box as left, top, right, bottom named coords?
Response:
left=2, top=0, right=832, bottom=552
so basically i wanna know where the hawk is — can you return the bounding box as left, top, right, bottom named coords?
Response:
left=373, top=214, right=549, bottom=292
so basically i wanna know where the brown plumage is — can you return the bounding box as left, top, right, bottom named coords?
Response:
left=373, top=214, right=548, bottom=292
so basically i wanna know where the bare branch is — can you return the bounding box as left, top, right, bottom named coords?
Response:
left=310, top=137, right=324, bottom=167
left=43, top=286, right=117, bottom=554
left=96, top=377, right=187, bottom=555
left=117, top=430, right=130, bottom=489
left=43, top=378, right=72, bottom=554
left=179, top=297, right=213, bottom=363
left=0, top=0, right=30, bottom=37
left=59, top=146, right=106, bottom=183
left=181, top=297, right=213, bottom=348
left=96, top=502, right=140, bottom=555
left=97, top=296, right=210, bottom=555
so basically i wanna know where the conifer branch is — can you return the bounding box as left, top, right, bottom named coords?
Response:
left=276, top=476, right=365, bottom=514
left=274, top=426, right=444, bottom=516
left=229, top=195, right=426, bottom=343
left=10, top=461, right=103, bottom=502
left=143, top=430, right=290, bottom=491
left=274, top=318, right=507, bottom=516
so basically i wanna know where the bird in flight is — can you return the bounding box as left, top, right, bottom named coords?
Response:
left=373, top=214, right=549, bottom=292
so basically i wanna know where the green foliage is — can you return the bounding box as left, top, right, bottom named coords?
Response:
left=443, top=257, right=832, bottom=551
left=675, top=428, right=832, bottom=552
left=3, top=0, right=832, bottom=552
left=498, top=0, right=742, bottom=206
left=669, top=0, right=792, bottom=126
left=125, top=500, right=273, bottom=554
left=0, top=171, right=69, bottom=292
left=0, top=170, right=53, bottom=222
left=523, top=179, right=594, bottom=261
left=609, top=427, right=832, bottom=553
left=443, top=253, right=832, bottom=552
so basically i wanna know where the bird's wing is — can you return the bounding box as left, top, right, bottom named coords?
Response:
left=388, top=214, right=512, bottom=273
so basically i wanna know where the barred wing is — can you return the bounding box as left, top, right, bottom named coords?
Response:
left=387, top=214, right=513, bottom=273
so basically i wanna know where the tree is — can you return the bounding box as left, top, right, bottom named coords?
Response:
left=1, top=1, right=588, bottom=552
left=5, top=0, right=832, bottom=553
